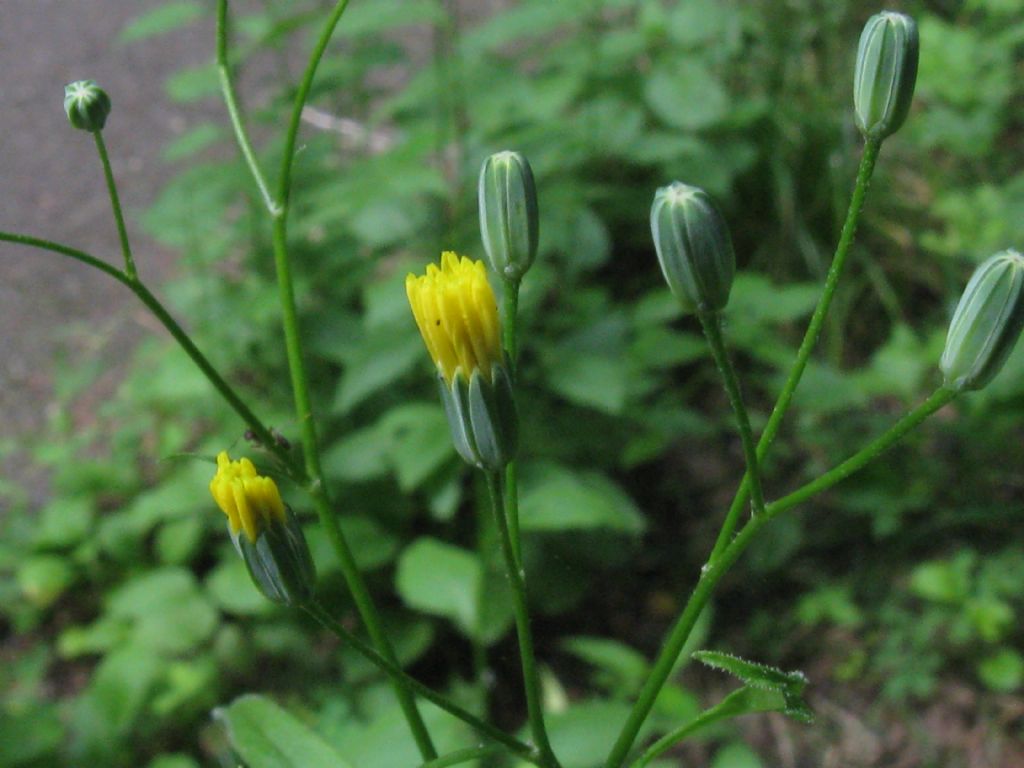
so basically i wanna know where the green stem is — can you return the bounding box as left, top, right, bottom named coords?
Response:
left=485, top=472, right=558, bottom=768
left=696, top=310, right=765, bottom=517
left=265, top=1, right=436, bottom=759
left=0, top=232, right=296, bottom=473
left=709, top=136, right=882, bottom=562
left=501, top=278, right=522, bottom=564
left=215, top=0, right=281, bottom=217
left=303, top=602, right=538, bottom=765
left=766, top=387, right=957, bottom=520
left=93, top=130, right=137, bottom=280
left=604, top=385, right=953, bottom=768
left=419, top=746, right=506, bottom=768
left=603, top=520, right=765, bottom=768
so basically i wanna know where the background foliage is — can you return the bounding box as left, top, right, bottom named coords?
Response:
left=2, top=1, right=1023, bottom=766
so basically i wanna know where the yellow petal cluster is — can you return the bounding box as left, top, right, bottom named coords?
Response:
left=209, top=451, right=286, bottom=543
left=406, top=251, right=502, bottom=384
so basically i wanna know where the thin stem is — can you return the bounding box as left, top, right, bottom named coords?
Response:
left=215, top=0, right=281, bottom=217
left=604, top=385, right=953, bottom=768
left=419, top=746, right=506, bottom=768
left=485, top=472, right=558, bottom=768
left=696, top=310, right=765, bottom=517
left=603, top=520, right=765, bottom=768
left=303, top=602, right=538, bottom=765
left=0, top=232, right=296, bottom=473
left=709, top=136, right=882, bottom=562
left=92, top=130, right=137, bottom=279
left=501, top=278, right=522, bottom=564
left=266, top=3, right=435, bottom=757
left=766, top=387, right=957, bottom=520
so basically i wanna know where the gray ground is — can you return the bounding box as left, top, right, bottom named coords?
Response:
left=0, top=0, right=212, bottom=503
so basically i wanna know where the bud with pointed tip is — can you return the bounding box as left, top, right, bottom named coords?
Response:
left=63, top=80, right=112, bottom=132
left=853, top=12, right=919, bottom=140
left=650, top=182, right=736, bottom=314
left=478, top=151, right=539, bottom=282
left=940, top=250, right=1024, bottom=392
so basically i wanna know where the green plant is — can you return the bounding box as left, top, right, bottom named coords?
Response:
left=3, top=2, right=1024, bottom=767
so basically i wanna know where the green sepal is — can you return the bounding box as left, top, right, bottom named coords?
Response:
left=438, top=364, right=518, bottom=471
left=467, top=364, right=518, bottom=471
left=439, top=370, right=479, bottom=466
left=232, top=505, right=316, bottom=607
left=693, top=650, right=814, bottom=723
left=940, top=250, right=1024, bottom=392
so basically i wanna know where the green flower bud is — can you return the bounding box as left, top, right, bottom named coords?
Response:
left=63, top=80, right=111, bottom=132
left=940, top=250, right=1024, bottom=392
left=232, top=505, right=317, bottom=607
left=438, top=364, right=518, bottom=471
left=478, top=151, right=539, bottom=282
left=650, top=182, right=735, bottom=313
left=853, top=12, right=919, bottom=140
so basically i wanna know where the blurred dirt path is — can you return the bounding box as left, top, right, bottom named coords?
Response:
left=0, top=0, right=213, bottom=503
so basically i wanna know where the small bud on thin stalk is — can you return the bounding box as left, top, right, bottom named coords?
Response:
left=478, top=151, right=539, bottom=283
left=853, top=11, right=919, bottom=140
left=64, top=80, right=111, bottom=132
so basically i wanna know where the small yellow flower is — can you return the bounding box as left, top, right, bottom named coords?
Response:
left=209, top=451, right=287, bottom=543
left=406, top=251, right=502, bottom=384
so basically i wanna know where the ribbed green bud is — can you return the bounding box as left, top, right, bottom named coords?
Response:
left=231, top=505, right=317, bottom=606
left=63, top=80, right=111, bottom=132
left=438, top=363, right=518, bottom=471
left=650, top=182, right=736, bottom=313
left=940, top=250, right=1024, bottom=392
left=853, top=11, right=919, bottom=140
left=478, top=151, right=539, bottom=282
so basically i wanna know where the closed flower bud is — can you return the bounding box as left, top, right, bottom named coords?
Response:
left=940, top=250, right=1024, bottom=392
left=478, top=151, right=539, bottom=282
left=407, top=252, right=518, bottom=470
left=210, top=452, right=316, bottom=606
left=853, top=12, right=919, bottom=140
left=63, top=80, right=111, bottom=132
left=650, top=182, right=736, bottom=313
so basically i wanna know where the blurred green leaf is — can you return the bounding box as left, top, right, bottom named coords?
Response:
left=17, top=555, right=74, bottom=609
left=119, top=1, right=205, bottom=43
left=977, top=648, right=1024, bottom=692
left=215, top=694, right=350, bottom=768
left=711, top=742, right=764, bottom=768
left=395, top=537, right=479, bottom=634
left=518, top=462, right=645, bottom=534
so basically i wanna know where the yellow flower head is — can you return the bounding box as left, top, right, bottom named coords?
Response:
left=209, top=451, right=287, bottom=543
left=406, top=251, right=503, bottom=384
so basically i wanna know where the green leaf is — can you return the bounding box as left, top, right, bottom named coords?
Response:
left=693, top=651, right=813, bottom=723
left=205, top=559, right=274, bottom=617
left=107, top=568, right=219, bottom=654
left=561, top=637, right=650, bottom=696
left=711, top=742, right=764, bottom=768
left=395, top=538, right=480, bottom=634
left=335, top=0, right=443, bottom=37
left=161, top=124, right=225, bottom=162
left=977, top=648, right=1024, bottom=692
left=165, top=63, right=220, bottom=103
left=545, top=700, right=637, bottom=768
left=331, top=333, right=423, bottom=415
left=33, top=497, right=93, bottom=549
left=215, top=694, right=350, bottom=768
left=545, top=349, right=630, bottom=414
left=518, top=462, right=645, bottom=534
left=0, top=704, right=63, bottom=766
left=17, top=555, right=74, bottom=609
left=75, top=644, right=163, bottom=739
left=379, top=403, right=455, bottom=491
left=645, top=60, right=729, bottom=130
left=119, top=2, right=205, bottom=43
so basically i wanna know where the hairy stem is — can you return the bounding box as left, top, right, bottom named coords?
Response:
left=303, top=602, right=538, bottom=765
left=93, top=130, right=137, bottom=280
left=485, top=472, right=559, bottom=768
left=696, top=310, right=765, bottom=517
left=215, top=0, right=280, bottom=216
left=0, top=232, right=295, bottom=473
left=709, top=136, right=882, bottom=562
